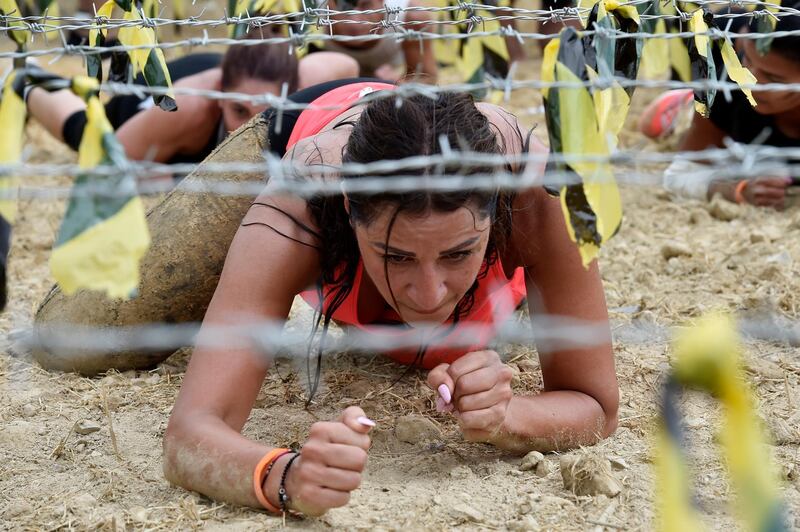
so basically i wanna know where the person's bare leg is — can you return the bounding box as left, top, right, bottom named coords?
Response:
left=298, top=52, right=359, bottom=90
left=26, top=87, right=87, bottom=143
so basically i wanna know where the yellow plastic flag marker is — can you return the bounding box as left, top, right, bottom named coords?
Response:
left=656, top=313, right=786, bottom=532
left=690, top=9, right=709, bottom=59
left=230, top=0, right=299, bottom=38
left=541, top=32, right=623, bottom=267
left=0, top=0, right=30, bottom=52
left=88, top=1, right=177, bottom=110
left=448, top=0, right=511, bottom=100
left=173, top=0, right=187, bottom=29
left=431, top=0, right=460, bottom=67
left=117, top=8, right=176, bottom=111
left=0, top=71, right=26, bottom=223
left=720, top=40, right=757, bottom=107
left=49, top=76, right=151, bottom=299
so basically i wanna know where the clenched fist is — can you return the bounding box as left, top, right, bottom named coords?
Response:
left=427, top=350, right=513, bottom=442
left=281, top=406, right=374, bottom=516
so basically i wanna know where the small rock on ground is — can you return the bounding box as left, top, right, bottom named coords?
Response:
left=74, top=420, right=102, bottom=435
left=508, top=514, right=541, bottom=531
left=519, top=451, right=551, bottom=477
left=560, top=454, right=622, bottom=497
left=660, top=241, right=692, bottom=260
left=707, top=195, right=741, bottom=221
left=449, top=503, right=483, bottom=523
left=608, top=456, right=629, bottom=471
left=5, top=500, right=33, bottom=518
left=394, top=414, right=441, bottom=445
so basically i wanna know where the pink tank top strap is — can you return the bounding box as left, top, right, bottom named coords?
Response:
left=286, top=82, right=396, bottom=151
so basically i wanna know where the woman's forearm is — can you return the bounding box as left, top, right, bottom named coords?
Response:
left=163, top=414, right=275, bottom=508
left=491, top=391, right=617, bottom=453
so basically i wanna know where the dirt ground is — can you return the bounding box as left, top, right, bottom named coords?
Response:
left=1, top=3, right=800, bottom=531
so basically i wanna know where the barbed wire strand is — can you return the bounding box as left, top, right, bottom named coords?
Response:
left=1, top=142, right=798, bottom=200
left=2, top=0, right=799, bottom=34
left=6, top=24, right=800, bottom=63
left=10, top=310, right=800, bottom=360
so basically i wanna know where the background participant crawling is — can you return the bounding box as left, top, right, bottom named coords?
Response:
left=644, top=4, right=800, bottom=208
left=162, top=79, right=619, bottom=516
left=24, top=38, right=358, bottom=167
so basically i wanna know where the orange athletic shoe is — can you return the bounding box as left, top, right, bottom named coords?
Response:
left=638, top=89, right=694, bottom=139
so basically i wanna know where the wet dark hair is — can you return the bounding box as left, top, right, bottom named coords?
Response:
left=300, top=91, right=529, bottom=399
left=221, top=32, right=299, bottom=93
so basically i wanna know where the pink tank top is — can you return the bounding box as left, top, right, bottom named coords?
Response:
left=301, top=261, right=526, bottom=369
left=291, top=81, right=527, bottom=368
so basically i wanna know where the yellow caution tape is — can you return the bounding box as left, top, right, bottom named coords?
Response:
left=0, top=71, right=26, bottom=223
left=542, top=27, right=625, bottom=267
left=49, top=76, right=151, bottom=299
left=0, top=0, right=30, bottom=49
left=657, top=313, right=786, bottom=532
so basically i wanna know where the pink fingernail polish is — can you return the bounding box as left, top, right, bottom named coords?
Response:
left=357, top=416, right=376, bottom=427
left=438, top=384, right=452, bottom=404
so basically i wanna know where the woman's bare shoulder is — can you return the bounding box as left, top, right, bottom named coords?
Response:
left=285, top=128, right=349, bottom=168
left=476, top=103, right=525, bottom=152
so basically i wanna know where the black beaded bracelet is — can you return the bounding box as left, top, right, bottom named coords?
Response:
left=278, top=452, right=301, bottom=513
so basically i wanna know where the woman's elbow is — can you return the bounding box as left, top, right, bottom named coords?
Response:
left=601, top=409, right=619, bottom=439
left=162, top=419, right=183, bottom=485
left=162, top=412, right=197, bottom=487
left=599, top=392, right=620, bottom=439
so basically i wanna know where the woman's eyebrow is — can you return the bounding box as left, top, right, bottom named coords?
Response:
left=370, top=242, right=415, bottom=256
left=369, top=236, right=480, bottom=257
left=439, top=237, right=480, bottom=255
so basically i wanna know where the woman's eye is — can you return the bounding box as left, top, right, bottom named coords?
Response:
left=384, top=254, right=413, bottom=264
left=445, top=251, right=473, bottom=262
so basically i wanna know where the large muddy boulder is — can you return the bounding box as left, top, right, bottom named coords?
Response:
left=32, top=115, right=269, bottom=374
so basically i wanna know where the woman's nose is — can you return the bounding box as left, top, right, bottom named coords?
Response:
left=406, top=269, right=448, bottom=313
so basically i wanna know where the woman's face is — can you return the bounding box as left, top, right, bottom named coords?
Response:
left=220, top=78, right=281, bottom=133
left=352, top=205, right=491, bottom=325
left=741, top=40, right=800, bottom=115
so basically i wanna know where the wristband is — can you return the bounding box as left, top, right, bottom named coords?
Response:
left=279, top=452, right=302, bottom=513
left=734, top=180, right=749, bottom=204
left=253, top=448, right=291, bottom=513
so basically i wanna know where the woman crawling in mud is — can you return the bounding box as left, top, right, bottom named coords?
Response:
left=162, top=79, right=619, bottom=516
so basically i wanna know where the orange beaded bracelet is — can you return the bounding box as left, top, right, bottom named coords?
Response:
left=734, top=180, right=749, bottom=204
left=253, top=448, right=291, bottom=513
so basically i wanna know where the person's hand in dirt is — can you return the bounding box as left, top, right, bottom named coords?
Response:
left=426, top=350, right=514, bottom=442
left=708, top=176, right=791, bottom=209
left=280, top=406, right=374, bottom=516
